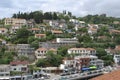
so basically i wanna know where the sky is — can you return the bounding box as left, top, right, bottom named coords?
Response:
left=0, top=0, right=120, bottom=18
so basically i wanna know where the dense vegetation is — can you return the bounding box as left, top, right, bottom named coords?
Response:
left=79, top=14, right=120, bottom=24
left=1, top=10, right=120, bottom=67
left=0, top=47, right=15, bottom=64
left=36, top=51, right=63, bottom=67
left=12, top=11, right=72, bottom=24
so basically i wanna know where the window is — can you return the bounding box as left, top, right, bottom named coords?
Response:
left=14, top=68, right=16, bottom=70
left=6, top=74, right=9, bottom=76
left=2, top=30, right=4, bottom=33
left=0, top=74, right=4, bottom=76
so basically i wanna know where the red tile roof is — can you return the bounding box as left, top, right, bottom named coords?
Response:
left=89, top=28, right=97, bottom=31
left=98, top=36, right=107, bottom=39
left=29, top=28, right=40, bottom=31
left=35, top=34, right=46, bottom=37
left=110, top=29, right=120, bottom=33
left=52, top=30, right=63, bottom=34
left=0, top=28, right=7, bottom=30
left=10, top=61, right=29, bottom=65
left=36, top=48, right=47, bottom=51
left=49, top=48, right=57, bottom=52
left=115, top=45, right=120, bottom=50
left=91, top=70, right=120, bottom=80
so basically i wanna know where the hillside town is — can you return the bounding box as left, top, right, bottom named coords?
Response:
left=0, top=11, right=120, bottom=80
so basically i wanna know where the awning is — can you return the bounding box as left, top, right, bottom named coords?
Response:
left=82, top=68, right=90, bottom=71
left=0, top=77, right=10, bottom=79
left=89, top=66, right=97, bottom=69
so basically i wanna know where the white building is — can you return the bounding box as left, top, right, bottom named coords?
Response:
left=35, top=48, right=47, bottom=59
left=10, top=25, right=22, bottom=34
left=89, top=56, right=104, bottom=68
left=60, top=58, right=76, bottom=70
left=59, top=23, right=67, bottom=29
left=79, top=21, right=85, bottom=27
left=67, top=48, right=96, bottom=56
left=88, top=28, right=97, bottom=35
left=0, top=65, right=10, bottom=80
left=10, top=61, right=29, bottom=72
left=56, top=38, right=78, bottom=43
left=113, top=55, right=120, bottom=65
left=49, top=20, right=59, bottom=27
left=35, top=48, right=57, bottom=59
left=69, top=19, right=79, bottom=24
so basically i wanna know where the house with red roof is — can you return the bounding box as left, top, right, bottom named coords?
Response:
left=35, top=48, right=57, bottom=59
left=51, top=30, right=63, bottom=37
left=28, top=28, right=41, bottom=33
left=10, top=61, right=29, bottom=72
left=35, top=48, right=47, bottom=59
left=35, top=34, right=46, bottom=39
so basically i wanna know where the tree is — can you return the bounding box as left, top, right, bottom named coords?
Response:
left=115, top=37, right=120, bottom=44
left=44, top=12, right=52, bottom=20
left=12, top=28, right=33, bottom=44
left=78, top=28, right=87, bottom=33
left=16, top=28, right=32, bottom=38
left=28, top=36, right=35, bottom=44
left=96, top=48, right=107, bottom=59
left=18, top=55, right=29, bottom=61
left=33, top=11, right=43, bottom=23
left=57, top=46, right=69, bottom=57
left=30, top=40, right=39, bottom=49
left=78, top=35, right=92, bottom=43
left=53, top=12, right=58, bottom=20
left=46, top=51, right=63, bottom=67
left=67, top=23, right=74, bottom=29
left=36, top=58, right=49, bottom=67
left=68, top=11, right=72, bottom=17
left=96, top=48, right=113, bottom=66
left=0, top=51, right=15, bottom=64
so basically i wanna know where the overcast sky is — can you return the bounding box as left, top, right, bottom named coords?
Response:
left=0, top=0, right=120, bottom=18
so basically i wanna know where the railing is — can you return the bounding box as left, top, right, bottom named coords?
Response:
left=59, top=70, right=103, bottom=80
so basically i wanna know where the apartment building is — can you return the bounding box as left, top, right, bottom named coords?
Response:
left=67, top=48, right=96, bottom=56
left=39, top=42, right=76, bottom=49
left=0, top=65, right=10, bottom=80
left=56, top=37, right=78, bottom=43
left=75, top=56, right=104, bottom=69
left=16, top=44, right=35, bottom=57
left=4, top=18, right=26, bottom=26
left=10, top=61, right=29, bottom=72
left=35, top=48, right=57, bottom=59
left=35, top=48, right=47, bottom=59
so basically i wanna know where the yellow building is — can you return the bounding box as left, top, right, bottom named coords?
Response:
left=4, top=18, right=26, bottom=26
